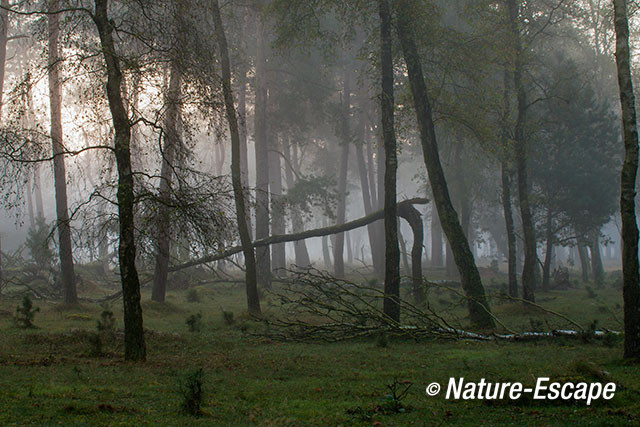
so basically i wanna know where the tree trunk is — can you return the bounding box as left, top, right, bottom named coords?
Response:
left=355, top=120, right=384, bottom=278
left=269, top=137, right=286, bottom=273
left=378, top=0, right=401, bottom=321
left=171, top=198, right=429, bottom=272
left=501, top=159, right=518, bottom=297
left=430, top=211, right=443, bottom=267
left=394, top=0, right=494, bottom=329
left=0, top=0, right=8, bottom=295
left=151, top=62, right=182, bottom=303
left=541, top=208, right=553, bottom=291
left=254, top=7, right=271, bottom=289
left=577, top=238, right=591, bottom=283
left=591, top=235, right=605, bottom=288
left=399, top=203, right=424, bottom=305
left=283, top=138, right=311, bottom=267
left=333, top=64, right=351, bottom=278
left=212, top=0, right=261, bottom=315
left=322, top=218, right=332, bottom=269
left=93, top=0, right=146, bottom=361
left=507, top=0, right=536, bottom=303
left=500, top=64, right=518, bottom=297
left=237, top=61, right=252, bottom=238
left=49, top=1, right=77, bottom=305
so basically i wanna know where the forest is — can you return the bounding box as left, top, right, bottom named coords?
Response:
left=0, top=0, right=639, bottom=425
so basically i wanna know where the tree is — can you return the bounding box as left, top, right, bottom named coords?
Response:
left=212, top=0, right=261, bottom=315
left=93, top=0, right=146, bottom=361
left=393, top=0, right=495, bottom=329
left=612, top=0, right=640, bottom=360
left=253, top=2, right=272, bottom=290
left=151, top=59, right=182, bottom=303
left=506, top=0, right=536, bottom=302
left=48, top=0, right=77, bottom=305
left=378, top=0, right=400, bottom=321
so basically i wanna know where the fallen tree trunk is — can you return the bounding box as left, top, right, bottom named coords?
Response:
left=169, top=197, right=429, bottom=273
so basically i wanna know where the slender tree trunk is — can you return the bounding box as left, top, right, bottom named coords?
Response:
left=501, top=159, right=518, bottom=297
left=430, top=211, right=443, bottom=267
left=48, top=0, right=77, bottom=305
left=333, top=64, right=351, bottom=278
left=93, top=0, right=145, bottom=361
left=542, top=208, right=553, bottom=291
left=399, top=203, right=424, bottom=305
left=151, top=62, right=182, bottom=303
left=322, top=218, right=332, bottom=269
left=283, top=138, right=311, bottom=267
left=212, top=0, right=261, bottom=315
left=26, top=175, right=35, bottom=229
left=355, top=119, right=383, bottom=278
left=378, top=0, right=401, bottom=321
left=501, top=65, right=518, bottom=297
left=591, top=235, right=605, bottom=288
left=269, top=137, right=286, bottom=273
left=394, top=0, right=494, bottom=329
left=577, top=237, right=591, bottom=283
left=254, top=8, right=271, bottom=289
left=237, top=62, right=252, bottom=238
left=399, top=222, right=410, bottom=275
left=507, top=0, right=536, bottom=302
left=0, top=0, right=9, bottom=295
left=171, top=198, right=429, bottom=272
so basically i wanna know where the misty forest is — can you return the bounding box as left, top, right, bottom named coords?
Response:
left=0, top=0, right=640, bottom=424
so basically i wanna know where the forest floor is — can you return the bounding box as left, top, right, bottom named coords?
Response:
left=0, top=266, right=638, bottom=426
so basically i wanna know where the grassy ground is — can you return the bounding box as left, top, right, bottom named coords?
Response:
left=0, top=268, right=637, bottom=426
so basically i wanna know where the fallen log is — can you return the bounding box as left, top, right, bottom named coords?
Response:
left=169, top=197, right=429, bottom=272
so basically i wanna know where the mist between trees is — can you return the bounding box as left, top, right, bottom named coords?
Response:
left=0, top=0, right=638, bottom=362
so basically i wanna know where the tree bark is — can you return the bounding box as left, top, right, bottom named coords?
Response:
left=0, top=0, right=8, bottom=295
left=333, top=63, right=351, bottom=278
left=430, top=211, right=443, bottom=267
left=507, top=0, right=536, bottom=303
left=237, top=61, right=252, bottom=238
left=48, top=0, right=77, bottom=305
left=93, top=0, right=145, bottom=361
left=399, top=203, right=424, bottom=305
left=283, top=137, right=311, bottom=267
left=591, top=235, right=605, bottom=288
left=170, top=198, right=429, bottom=273
left=212, top=0, right=261, bottom=315
left=577, top=237, right=591, bottom=283
left=151, top=61, right=182, bottom=303
left=542, top=208, right=553, bottom=291
left=612, top=0, right=640, bottom=338
left=355, top=117, right=384, bottom=278
left=254, top=5, right=271, bottom=289
left=269, top=137, right=286, bottom=273
left=394, top=0, right=494, bottom=329
left=501, top=65, right=518, bottom=297
left=378, top=0, right=401, bottom=321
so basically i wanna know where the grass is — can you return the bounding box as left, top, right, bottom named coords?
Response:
left=0, top=269, right=637, bottom=426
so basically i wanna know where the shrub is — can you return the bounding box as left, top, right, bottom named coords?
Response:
left=15, top=295, right=40, bottom=328
left=186, top=289, right=200, bottom=303
left=186, top=313, right=202, bottom=332
left=179, top=368, right=205, bottom=416
left=222, top=311, right=235, bottom=326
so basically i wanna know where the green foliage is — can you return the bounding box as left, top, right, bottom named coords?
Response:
left=375, top=332, right=389, bottom=348
left=14, top=295, right=39, bottom=329
left=222, top=311, right=234, bottom=326
left=186, top=289, right=200, bottom=303
left=178, top=368, right=204, bottom=416
left=87, top=333, right=103, bottom=357
left=186, top=313, right=202, bottom=333
left=25, top=217, right=55, bottom=271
